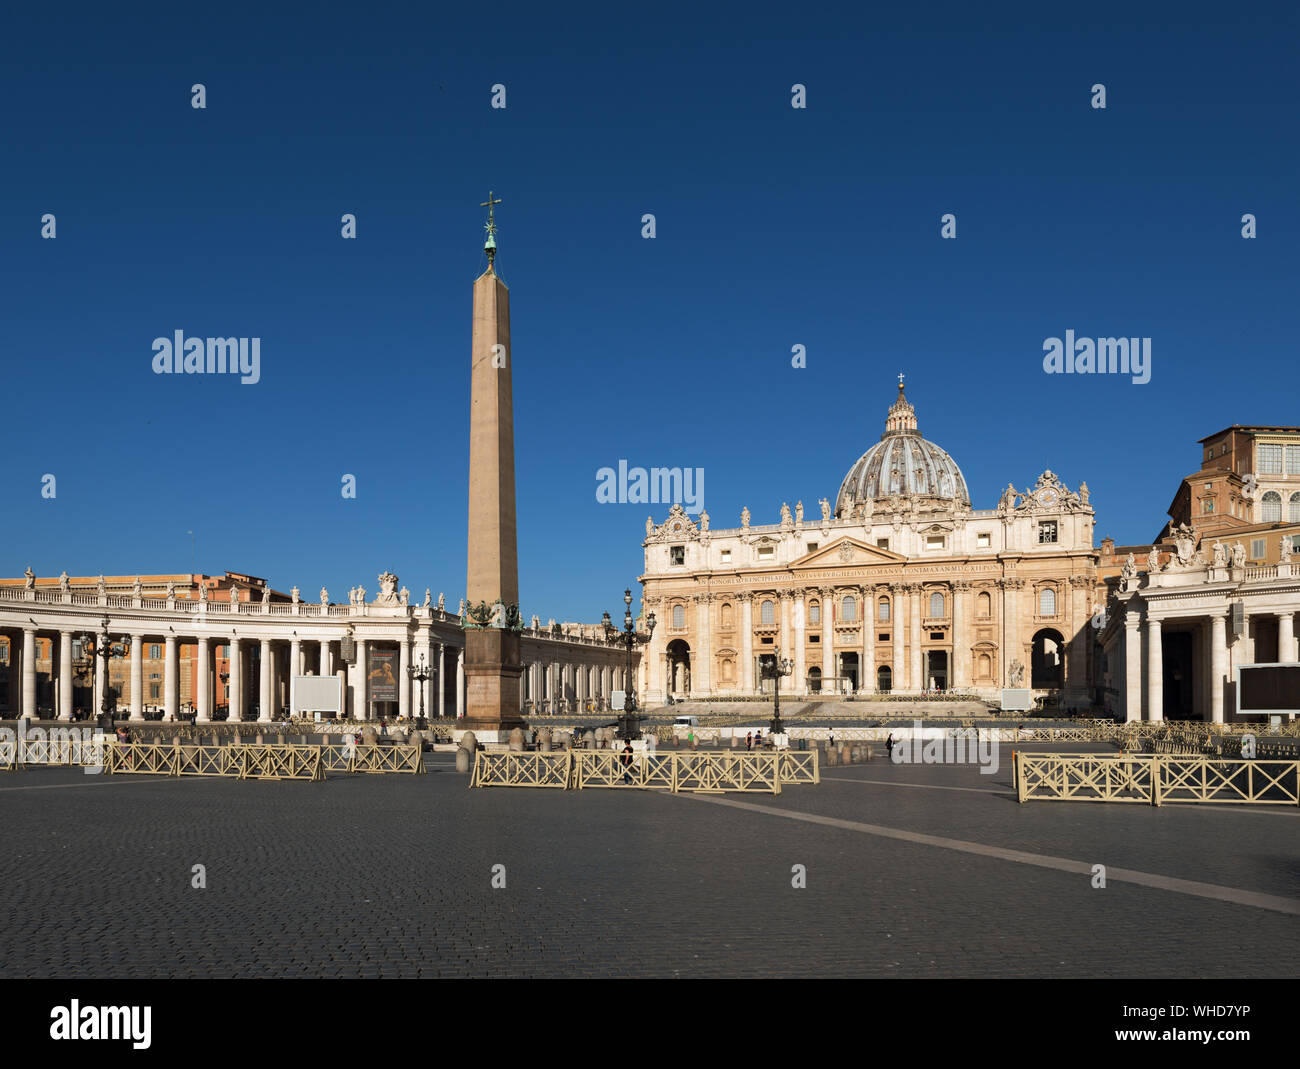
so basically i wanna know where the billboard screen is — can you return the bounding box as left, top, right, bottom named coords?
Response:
left=294, top=675, right=342, bottom=713
left=1237, top=664, right=1300, bottom=714
left=367, top=648, right=398, bottom=704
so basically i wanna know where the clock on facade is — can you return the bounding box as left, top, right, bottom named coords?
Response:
left=1036, top=488, right=1059, bottom=507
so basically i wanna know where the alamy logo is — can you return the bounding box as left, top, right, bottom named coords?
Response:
left=50, top=1001, right=151, bottom=1049
left=0, top=722, right=101, bottom=774
left=596, top=461, right=704, bottom=512
left=889, top=721, right=999, bottom=775
left=1042, top=331, right=1150, bottom=385
left=152, top=330, right=261, bottom=384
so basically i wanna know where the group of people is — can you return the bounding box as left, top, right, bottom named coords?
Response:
left=744, top=730, right=767, bottom=751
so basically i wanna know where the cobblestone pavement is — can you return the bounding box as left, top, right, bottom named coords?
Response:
left=0, top=747, right=1296, bottom=978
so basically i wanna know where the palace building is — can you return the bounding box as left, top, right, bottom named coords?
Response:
left=639, top=380, right=1099, bottom=705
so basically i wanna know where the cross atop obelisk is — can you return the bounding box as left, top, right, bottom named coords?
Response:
left=481, top=190, right=502, bottom=267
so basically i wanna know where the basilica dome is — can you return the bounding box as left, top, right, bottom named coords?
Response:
left=834, top=381, right=970, bottom=515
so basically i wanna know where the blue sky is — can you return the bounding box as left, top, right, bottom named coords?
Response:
left=2, top=1, right=1296, bottom=621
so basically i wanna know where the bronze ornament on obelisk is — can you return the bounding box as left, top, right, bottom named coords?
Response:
left=463, top=192, right=525, bottom=737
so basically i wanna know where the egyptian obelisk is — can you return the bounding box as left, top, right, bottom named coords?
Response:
left=463, top=192, right=525, bottom=739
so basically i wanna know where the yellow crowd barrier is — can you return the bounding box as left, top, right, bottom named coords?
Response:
left=471, top=749, right=816, bottom=794
left=1015, top=752, right=1300, bottom=806
left=107, top=742, right=325, bottom=781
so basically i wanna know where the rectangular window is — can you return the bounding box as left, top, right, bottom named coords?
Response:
left=1288, top=445, right=1300, bottom=474
left=876, top=538, right=889, bottom=550
left=149, top=672, right=160, bottom=680
left=930, top=631, right=945, bottom=641
left=977, top=532, right=991, bottom=548
left=1251, top=539, right=1266, bottom=559
left=926, top=536, right=945, bottom=550
left=1258, top=444, right=1283, bottom=474
left=806, top=543, right=819, bottom=553
left=149, top=644, right=161, bottom=660
left=879, top=633, right=890, bottom=642
left=720, top=549, right=731, bottom=564
left=1038, top=521, right=1058, bottom=544
left=149, top=684, right=160, bottom=699
left=757, top=546, right=775, bottom=560
left=669, top=545, right=685, bottom=565
left=810, top=634, right=820, bottom=643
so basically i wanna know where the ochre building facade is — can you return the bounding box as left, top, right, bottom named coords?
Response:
left=640, top=383, right=1098, bottom=705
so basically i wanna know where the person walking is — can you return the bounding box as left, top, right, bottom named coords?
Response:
left=886, top=732, right=895, bottom=758
left=746, top=731, right=753, bottom=752
left=620, top=740, right=634, bottom=784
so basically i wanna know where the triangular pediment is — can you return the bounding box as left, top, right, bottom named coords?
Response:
left=792, top=536, right=906, bottom=568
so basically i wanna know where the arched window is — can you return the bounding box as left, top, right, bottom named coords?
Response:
left=1039, top=588, right=1056, bottom=616
left=808, top=600, right=820, bottom=624
left=929, top=592, right=945, bottom=618
left=720, top=603, right=733, bottom=629
left=1262, top=491, right=1282, bottom=522
left=761, top=599, right=774, bottom=625
left=672, top=603, right=685, bottom=629
left=1290, top=492, right=1300, bottom=523
left=878, top=597, right=890, bottom=622
left=978, top=591, right=991, bottom=618
left=842, top=595, right=856, bottom=621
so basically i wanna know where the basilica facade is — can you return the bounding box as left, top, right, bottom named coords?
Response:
left=640, top=382, right=1098, bottom=705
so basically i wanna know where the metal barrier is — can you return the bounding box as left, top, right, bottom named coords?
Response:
left=572, top=751, right=676, bottom=790
left=350, top=744, right=424, bottom=775
left=470, top=751, right=572, bottom=789
left=676, top=752, right=782, bottom=794
left=107, top=742, right=325, bottom=781
left=778, top=750, right=820, bottom=784
left=1015, top=752, right=1300, bottom=806
left=471, top=750, right=811, bottom=795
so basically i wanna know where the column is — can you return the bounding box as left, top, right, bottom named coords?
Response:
left=59, top=631, right=74, bottom=720
left=1278, top=612, right=1296, bottom=663
left=1123, top=615, right=1141, bottom=722
left=196, top=636, right=210, bottom=722
left=456, top=647, right=465, bottom=718
left=1209, top=612, right=1226, bottom=724
left=289, top=637, right=301, bottom=716
left=740, top=596, right=754, bottom=694
left=820, top=588, right=834, bottom=688
left=129, top=634, right=144, bottom=721
left=891, top=585, right=905, bottom=691
left=793, top=592, right=806, bottom=694
left=437, top=643, right=446, bottom=718
left=696, top=596, right=712, bottom=696
left=861, top=586, right=873, bottom=695
left=229, top=637, right=242, bottom=722
left=318, top=638, right=331, bottom=678
left=399, top=635, right=411, bottom=720
left=951, top=583, right=966, bottom=691
left=259, top=638, right=273, bottom=722
left=164, top=635, right=178, bottom=721
left=1145, top=616, right=1163, bottom=722
left=352, top=638, right=368, bottom=720
left=910, top=586, right=923, bottom=691
left=22, top=629, right=37, bottom=720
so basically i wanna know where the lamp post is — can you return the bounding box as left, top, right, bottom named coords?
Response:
left=219, top=670, right=230, bottom=722
left=406, top=652, right=430, bottom=728
left=761, top=646, right=794, bottom=736
left=602, top=588, right=656, bottom=741
left=80, top=616, right=129, bottom=731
